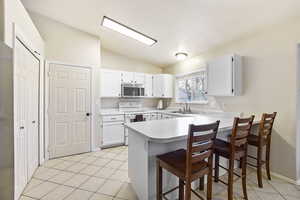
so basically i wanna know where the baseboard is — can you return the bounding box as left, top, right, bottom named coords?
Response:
left=248, top=165, right=299, bottom=185
left=270, top=171, right=299, bottom=185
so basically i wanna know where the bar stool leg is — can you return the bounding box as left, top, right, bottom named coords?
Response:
left=214, top=154, right=220, bottom=182
left=242, top=156, right=248, bottom=200
left=257, top=147, right=263, bottom=188
left=266, top=141, right=272, bottom=180
left=228, top=159, right=234, bottom=200
left=207, top=157, right=213, bottom=200
left=199, top=177, right=205, bottom=191
left=179, top=179, right=184, bottom=200
left=184, top=179, right=191, bottom=200
left=156, top=160, right=162, bottom=200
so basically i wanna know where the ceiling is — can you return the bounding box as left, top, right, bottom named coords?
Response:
left=21, top=0, right=300, bottom=67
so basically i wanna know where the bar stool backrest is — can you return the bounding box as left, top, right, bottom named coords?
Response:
left=259, top=112, right=277, bottom=139
left=186, top=121, right=220, bottom=178
left=230, top=116, right=255, bottom=152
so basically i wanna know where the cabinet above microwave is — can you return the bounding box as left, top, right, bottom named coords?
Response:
left=100, top=69, right=173, bottom=98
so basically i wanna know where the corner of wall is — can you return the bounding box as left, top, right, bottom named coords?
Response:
left=0, top=0, right=5, bottom=42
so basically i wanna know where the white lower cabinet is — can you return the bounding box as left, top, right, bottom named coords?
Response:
left=102, top=123, right=125, bottom=147
left=101, top=115, right=125, bottom=147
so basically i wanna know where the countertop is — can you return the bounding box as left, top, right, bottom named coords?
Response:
left=124, top=113, right=251, bottom=143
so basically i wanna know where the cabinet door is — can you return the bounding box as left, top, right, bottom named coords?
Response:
left=145, top=74, right=153, bottom=97
left=162, top=75, right=174, bottom=98
left=102, top=123, right=124, bottom=146
left=153, top=74, right=173, bottom=98
left=134, top=73, right=145, bottom=85
left=121, top=71, right=134, bottom=83
left=101, top=70, right=121, bottom=97
left=153, top=75, right=163, bottom=97
left=207, top=55, right=233, bottom=96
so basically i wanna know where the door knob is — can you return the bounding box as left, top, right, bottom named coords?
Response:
left=86, top=113, right=91, bottom=117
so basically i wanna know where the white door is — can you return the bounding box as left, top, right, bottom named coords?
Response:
left=100, top=70, right=121, bottom=97
left=49, top=64, right=92, bottom=158
left=26, top=47, right=40, bottom=180
left=14, top=38, right=40, bottom=199
left=14, top=38, right=29, bottom=199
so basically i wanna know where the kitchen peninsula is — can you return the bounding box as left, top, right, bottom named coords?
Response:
left=125, top=114, right=252, bottom=200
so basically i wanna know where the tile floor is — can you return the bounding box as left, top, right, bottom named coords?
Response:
left=20, top=146, right=300, bottom=200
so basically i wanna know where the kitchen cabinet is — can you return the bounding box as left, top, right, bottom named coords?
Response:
left=135, top=73, right=145, bottom=84
left=121, top=72, right=145, bottom=84
left=145, top=74, right=153, bottom=97
left=121, top=71, right=135, bottom=83
left=101, top=114, right=125, bottom=147
left=102, top=123, right=125, bottom=147
left=101, top=69, right=122, bottom=97
left=207, top=54, right=242, bottom=96
left=153, top=74, right=174, bottom=98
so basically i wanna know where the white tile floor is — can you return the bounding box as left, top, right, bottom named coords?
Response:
left=20, top=146, right=300, bottom=200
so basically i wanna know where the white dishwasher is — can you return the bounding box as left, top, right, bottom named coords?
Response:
left=101, top=115, right=125, bottom=148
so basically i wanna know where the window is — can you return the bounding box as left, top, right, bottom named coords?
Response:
left=175, top=69, right=208, bottom=103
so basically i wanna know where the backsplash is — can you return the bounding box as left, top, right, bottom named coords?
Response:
left=166, top=96, right=224, bottom=112
left=100, top=98, right=160, bottom=109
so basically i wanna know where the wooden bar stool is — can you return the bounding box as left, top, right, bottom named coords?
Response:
left=133, top=114, right=145, bottom=122
left=156, top=121, right=220, bottom=200
left=247, top=112, right=277, bottom=188
left=214, top=116, right=254, bottom=200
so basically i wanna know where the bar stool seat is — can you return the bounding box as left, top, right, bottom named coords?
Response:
left=157, top=149, right=208, bottom=180
left=247, top=134, right=267, bottom=146
left=214, top=139, right=246, bottom=159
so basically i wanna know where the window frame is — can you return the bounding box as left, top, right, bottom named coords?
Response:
left=174, top=68, right=208, bottom=104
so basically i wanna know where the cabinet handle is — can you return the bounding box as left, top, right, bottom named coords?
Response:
left=20, top=126, right=25, bottom=130
left=32, top=121, right=36, bottom=124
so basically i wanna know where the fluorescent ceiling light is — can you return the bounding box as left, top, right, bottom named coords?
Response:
left=175, top=52, right=188, bottom=60
left=102, top=16, right=157, bottom=46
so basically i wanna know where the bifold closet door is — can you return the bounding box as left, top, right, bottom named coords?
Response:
left=14, top=38, right=40, bottom=199
left=26, top=44, right=40, bottom=180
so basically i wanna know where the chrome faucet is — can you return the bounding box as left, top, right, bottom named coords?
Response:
left=182, top=103, right=191, bottom=113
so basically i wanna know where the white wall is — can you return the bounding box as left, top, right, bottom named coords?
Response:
left=29, top=12, right=101, bottom=68
left=0, top=0, right=4, bottom=42
left=29, top=12, right=102, bottom=152
left=164, top=17, right=300, bottom=181
left=2, top=0, right=44, bottom=53
left=102, top=49, right=162, bottom=74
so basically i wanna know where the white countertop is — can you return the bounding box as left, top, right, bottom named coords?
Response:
left=125, top=115, right=259, bottom=143
left=100, top=108, right=181, bottom=116
left=125, top=114, right=247, bottom=143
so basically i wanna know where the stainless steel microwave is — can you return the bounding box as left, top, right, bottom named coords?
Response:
left=121, top=84, right=145, bottom=97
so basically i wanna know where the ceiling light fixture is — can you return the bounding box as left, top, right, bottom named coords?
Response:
left=101, top=16, right=157, bottom=46
left=175, top=52, right=188, bottom=60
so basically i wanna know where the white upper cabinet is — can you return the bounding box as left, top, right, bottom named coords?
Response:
left=101, top=69, right=122, bottom=97
left=121, top=72, right=145, bottom=84
left=134, top=73, right=145, bottom=85
left=153, top=74, right=174, bottom=98
left=207, top=54, right=242, bottom=96
left=121, top=71, right=135, bottom=83
left=145, top=74, right=153, bottom=97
